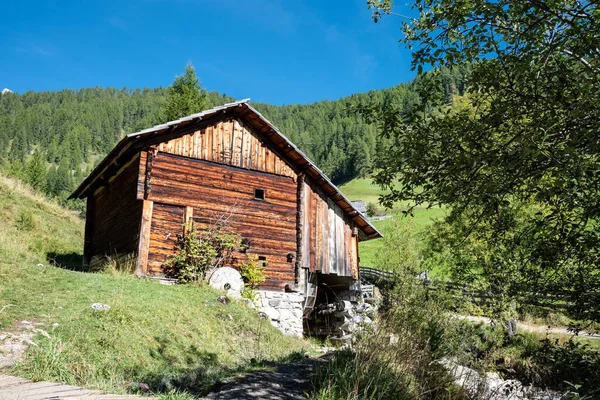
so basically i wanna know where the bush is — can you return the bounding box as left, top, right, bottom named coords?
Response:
left=16, top=210, right=36, bottom=231
left=164, top=221, right=241, bottom=283
left=366, top=202, right=378, bottom=217
left=239, top=254, right=265, bottom=301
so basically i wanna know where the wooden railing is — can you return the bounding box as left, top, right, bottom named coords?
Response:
left=359, top=266, right=586, bottom=311
left=360, top=266, right=395, bottom=285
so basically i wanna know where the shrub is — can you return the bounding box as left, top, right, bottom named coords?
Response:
left=239, top=254, right=265, bottom=301
left=366, top=202, right=378, bottom=217
left=16, top=210, right=36, bottom=231
left=164, top=221, right=241, bottom=283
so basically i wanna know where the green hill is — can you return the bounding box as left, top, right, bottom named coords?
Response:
left=338, top=177, right=447, bottom=268
left=0, top=173, right=307, bottom=397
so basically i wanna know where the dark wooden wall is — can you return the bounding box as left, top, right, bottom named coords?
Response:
left=84, top=155, right=143, bottom=269
left=301, top=177, right=359, bottom=279
left=143, top=152, right=298, bottom=289
left=147, top=203, right=184, bottom=276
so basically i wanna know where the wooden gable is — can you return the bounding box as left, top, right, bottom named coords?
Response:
left=155, top=118, right=296, bottom=180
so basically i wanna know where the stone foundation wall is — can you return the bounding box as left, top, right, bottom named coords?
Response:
left=255, top=290, right=304, bottom=337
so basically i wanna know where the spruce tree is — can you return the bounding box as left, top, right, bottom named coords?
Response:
left=26, top=151, right=47, bottom=191
left=160, top=63, right=207, bottom=122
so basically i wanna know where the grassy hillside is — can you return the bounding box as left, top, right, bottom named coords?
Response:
left=0, top=174, right=307, bottom=397
left=338, top=177, right=447, bottom=269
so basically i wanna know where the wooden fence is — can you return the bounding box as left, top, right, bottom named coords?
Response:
left=359, top=266, right=576, bottom=311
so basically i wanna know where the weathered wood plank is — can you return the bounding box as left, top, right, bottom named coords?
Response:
left=136, top=200, right=153, bottom=277
left=144, top=154, right=297, bottom=289
left=0, top=375, right=156, bottom=400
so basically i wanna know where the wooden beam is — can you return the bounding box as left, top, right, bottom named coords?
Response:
left=184, top=206, right=194, bottom=226
left=83, top=196, right=95, bottom=269
left=295, top=174, right=305, bottom=284
left=144, top=147, right=157, bottom=199
left=136, top=200, right=154, bottom=277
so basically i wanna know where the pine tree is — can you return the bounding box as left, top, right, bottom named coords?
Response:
left=160, top=63, right=207, bottom=122
left=26, top=151, right=47, bottom=191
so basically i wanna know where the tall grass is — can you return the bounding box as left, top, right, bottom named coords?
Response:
left=311, top=279, right=464, bottom=400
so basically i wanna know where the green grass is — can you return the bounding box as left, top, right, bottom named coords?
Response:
left=0, top=173, right=308, bottom=397
left=338, top=178, right=400, bottom=207
left=338, top=177, right=447, bottom=271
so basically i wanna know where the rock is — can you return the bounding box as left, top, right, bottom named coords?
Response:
left=263, top=307, right=280, bottom=321
left=217, top=295, right=230, bottom=305
left=441, top=358, right=562, bottom=400
left=90, top=303, right=110, bottom=311
left=278, top=309, right=294, bottom=322
left=258, top=311, right=268, bottom=319
left=268, top=298, right=282, bottom=307
left=138, top=383, right=151, bottom=394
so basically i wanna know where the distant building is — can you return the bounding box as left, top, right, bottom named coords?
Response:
left=351, top=200, right=367, bottom=216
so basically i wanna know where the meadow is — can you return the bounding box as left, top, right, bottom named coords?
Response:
left=338, top=178, right=447, bottom=270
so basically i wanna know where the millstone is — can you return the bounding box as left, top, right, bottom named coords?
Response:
left=208, top=267, right=244, bottom=298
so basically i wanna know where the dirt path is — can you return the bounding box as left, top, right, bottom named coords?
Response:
left=202, top=359, right=316, bottom=400
left=0, top=320, right=53, bottom=369
left=457, top=314, right=600, bottom=339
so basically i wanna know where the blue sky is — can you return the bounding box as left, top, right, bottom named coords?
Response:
left=1, top=0, right=416, bottom=105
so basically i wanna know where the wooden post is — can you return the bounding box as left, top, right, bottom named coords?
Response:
left=184, top=206, right=194, bottom=228
left=83, top=195, right=95, bottom=269
left=144, top=147, right=157, bottom=200
left=136, top=200, right=153, bottom=277
left=295, top=174, right=305, bottom=285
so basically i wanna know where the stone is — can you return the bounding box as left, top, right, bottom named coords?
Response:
left=286, top=293, right=304, bottom=303
left=278, top=309, right=294, bottom=322
left=90, top=303, right=110, bottom=311
left=263, top=307, right=280, bottom=321
left=268, top=298, right=282, bottom=307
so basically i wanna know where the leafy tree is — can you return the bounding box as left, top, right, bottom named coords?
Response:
left=367, top=1, right=600, bottom=322
left=160, top=63, right=207, bottom=122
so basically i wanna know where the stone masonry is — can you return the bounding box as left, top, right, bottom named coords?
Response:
left=255, top=290, right=304, bottom=337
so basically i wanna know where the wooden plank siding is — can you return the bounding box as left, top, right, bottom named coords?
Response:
left=302, top=177, right=359, bottom=279
left=156, top=118, right=297, bottom=180
left=85, top=154, right=143, bottom=269
left=143, top=153, right=298, bottom=289
left=147, top=203, right=185, bottom=275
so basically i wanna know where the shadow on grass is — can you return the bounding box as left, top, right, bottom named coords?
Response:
left=47, top=251, right=85, bottom=271
left=138, top=335, right=313, bottom=399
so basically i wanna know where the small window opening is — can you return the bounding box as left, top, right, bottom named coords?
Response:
left=254, top=188, right=265, bottom=200
left=258, top=256, right=267, bottom=267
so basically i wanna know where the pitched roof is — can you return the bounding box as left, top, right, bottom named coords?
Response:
left=70, top=99, right=382, bottom=240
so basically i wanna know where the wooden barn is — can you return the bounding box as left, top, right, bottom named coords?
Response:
left=70, top=99, right=381, bottom=334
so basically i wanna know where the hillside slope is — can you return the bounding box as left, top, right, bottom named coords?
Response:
left=0, top=174, right=307, bottom=397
